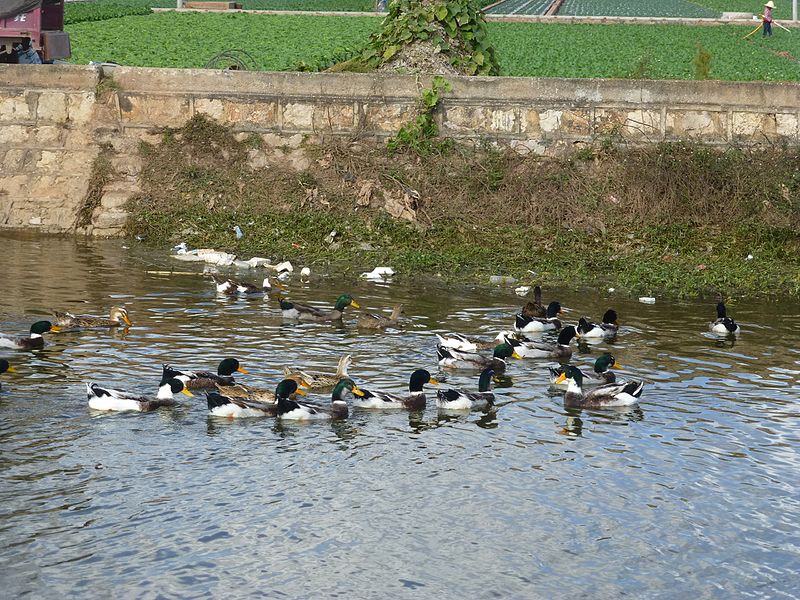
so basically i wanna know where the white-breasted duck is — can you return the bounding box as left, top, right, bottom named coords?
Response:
left=86, top=368, right=193, bottom=412
left=549, top=353, right=621, bottom=387
left=213, top=275, right=285, bottom=296
left=514, top=301, right=562, bottom=333
left=504, top=326, right=577, bottom=360
left=555, top=365, right=643, bottom=408
left=276, top=378, right=360, bottom=421
left=436, top=342, right=522, bottom=373
left=0, top=321, right=61, bottom=351
left=207, top=379, right=306, bottom=418
left=435, top=367, right=497, bottom=411
left=354, top=369, right=438, bottom=410
left=710, top=297, right=740, bottom=335
left=164, top=358, right=248, bottom=390
left=576, top=310, right=619, bottom=338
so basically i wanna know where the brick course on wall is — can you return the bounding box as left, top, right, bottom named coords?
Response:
left=1, top=64, right=799, bottom=235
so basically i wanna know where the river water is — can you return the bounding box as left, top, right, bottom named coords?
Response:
left=1, top=231, right=799, bottom=598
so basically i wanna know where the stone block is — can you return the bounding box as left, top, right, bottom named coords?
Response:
left=66, top=92, right=96, bottom=124
left=665, top=110, right=725, bottom=140
left=624, top=109, right=662, bottom=138
left=195, top=98, right=224, bottom=120
left=93, top=209, right=129, bottom=229
left=537, top=109, right=591, bottom=136
left=118, top=94, right=190, bottom=127
left=445, top=106, right=516, bottom=134
left=521, top=109, right=540, bottom=135
left=100, top=191, right=131, bottom=210
left=222, top=99, right=279, bottom=128
left=0, top=125, right=29, bottom=145
left=730, top=112, right=796, bottom=140
left=282, top=103, right=315, bottom=129
left=0, top=93, right=31, bottom=121
left=362, top=103, right=418, bottom=133
left=312, top=104, right=355, bottom=131
left=37, top=92, right=68, bottom=122
left=776, top=113, right=799, bottom=139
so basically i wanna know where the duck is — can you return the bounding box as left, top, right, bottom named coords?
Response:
left=521, top=285, right=546, bottom=318
left=164, top=358, right=248, bottom=390
left=207, top=379, right=306, bottom=418
left=0, top=321, right=61, bottom=350
left=279, top=294, right=360, bottom=322
left=354, top=369, right=438, bottom=410
left=214, top=373, right=308, bottom=404
left=52, top=306, right=132, bottom=330
left=277, top=378, right=361, bottom=420
left=86, top=372, right=193, bottom=412
left=212, top=275, right=285, bottom=296
left=436, top=367, right=497, bottom=411
left=710, top=297, right=740, bottom=335
left=505, top=326, right=577, bottom=360
left=514, top=301, right=562, bottom=333
left=436, top=342, right=521, bottom=373
left=282, top=354, right=351, bottom=391
left=576, top=310, right=619, bottom=338
left=0, top=359, right=16, bottom=391
left=549, top=353, right=621, bottom=388
left=357, top=304, right=404, bottom=329
left=435, top=330, right=517, bottom=353
left=555, top=365, right=643, bottom=408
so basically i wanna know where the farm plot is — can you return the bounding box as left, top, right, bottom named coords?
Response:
left=66, top=12, right=800, bottom=81
left=485, top=0, right=551, bottom=16
left=559, top=0, right=719, bottom=18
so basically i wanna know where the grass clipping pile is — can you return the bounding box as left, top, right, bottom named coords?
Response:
left=128, top=115, right=800, bottom=295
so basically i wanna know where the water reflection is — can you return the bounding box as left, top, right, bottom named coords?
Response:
left=1, top=231, right=800, bottom=598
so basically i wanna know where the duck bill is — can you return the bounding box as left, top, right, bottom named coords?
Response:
left=350, top=300, right=361, bottom=309
left=351, top=385, right=365, bottom=397
left=428, top=378, right=439, bottom=385
left=50, top=325, right=61, bottom=333
left=612, top=361, right=622, bottom=369
left=181, top=388, right=194, bottom=397
left=294, top=388, right=307, bottom=396
left=6, top=366, right=17, bottom=373
left=511, top=351, right=523, bottom=360
left=272, top=281, right=288, bottom=291
left=554, top=373, right=567, bottom=384
left=237, top=367, right=249, bottom=374
left=122, top=315, right=133, bottom=326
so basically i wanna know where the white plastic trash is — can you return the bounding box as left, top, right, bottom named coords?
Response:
left=639, top=296, right=656, bottom=304
left=361, top=267, right=395, bottom=280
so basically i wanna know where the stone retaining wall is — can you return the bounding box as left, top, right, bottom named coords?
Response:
left=1, top=64, right=799, bottom=236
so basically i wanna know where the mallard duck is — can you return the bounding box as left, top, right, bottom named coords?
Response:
left=435, top=330, right=516, bottom=353
left=549, top=353, right=621, bottom=387
left=51, top=306, right=132, bottom=330
left=207, top=379, right=306, bottom=418
left=576, top=310, right=619, bottom=338
left=0, top=359, right=16, bottom=391
left=164, top=358, right=248, bottom=390
left=277, top=378, right=360, bottom=420
left=710, top=297, right=740, bottom=335
left=506, top=326, right=577, bottom=360
left=87, top=374, right=193, bottom=412
left=357, top=304, right=404, bottom=329
left=0, top=321, right=61, bottom=350
left=212, top=275, right=285, bottom=296
left=279, top=294, right=360, bottom=322
left=282, top=354, right=351, bottom=391
left=354, top=369, right=438, bottom=410
left=555, top=365, right=643, bottom=408
left=521, top=285, right=546, bottom=318
left=436, top=367, right=497, bottom=411
left=514, top=301, right=562, bottom=333
left=436, top=342, right=521, bottom=373
left=214, top=373, right=308, bottom=403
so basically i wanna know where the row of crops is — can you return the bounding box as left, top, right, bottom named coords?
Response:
left=558, top=0, right=718, bottom=18
left=484, top=0, right=551, bottom=16
left=65, top=11, right=800, bottom=80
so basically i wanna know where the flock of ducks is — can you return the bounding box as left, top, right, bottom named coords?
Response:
left=0, top=278, right=741, bottom=418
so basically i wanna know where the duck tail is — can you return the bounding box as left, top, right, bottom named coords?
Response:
left=206, top=392, right=231, bottom=410
left=436, top=344, right=454, bottom=361
left=622, top=380, right=644, bottom=399
left=514, top=313, right=531, bottom=330
left=335, top=354, right=352, bottom=378
left=533, top=285, right=542, bottom=305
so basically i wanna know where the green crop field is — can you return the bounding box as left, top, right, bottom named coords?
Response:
left=485, top=0, right=551, bottom=15
left=66, top=12, right=800, bottom=80
left=559, top=0, right=717, bottom=17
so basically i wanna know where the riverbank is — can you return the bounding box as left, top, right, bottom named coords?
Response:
left=126, top=115, right=800, bottom=298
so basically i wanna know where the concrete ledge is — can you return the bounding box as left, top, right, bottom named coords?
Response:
left=0, top=64, right=100, bottom=91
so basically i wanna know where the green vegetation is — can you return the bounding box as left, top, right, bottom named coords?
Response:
left=67, top=13, right=800, bottom=80
left=559, top=0, right=717, bottom=17
left=65, top=1, right=153, bottom=24
left=126, top=116, right=800, bottom=297
left=387, top=76, right=453, bottom=154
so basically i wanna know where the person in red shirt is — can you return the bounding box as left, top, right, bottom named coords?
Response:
left=763, top=1, right=775, bottom=37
